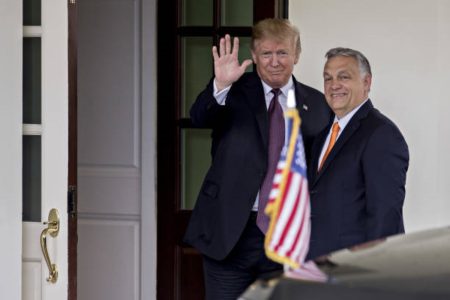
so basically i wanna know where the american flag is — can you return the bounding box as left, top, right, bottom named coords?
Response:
left=264, top=104, right=311, bottom=269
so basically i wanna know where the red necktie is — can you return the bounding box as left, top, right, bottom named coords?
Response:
left=257, top=89, right=285, bottom=233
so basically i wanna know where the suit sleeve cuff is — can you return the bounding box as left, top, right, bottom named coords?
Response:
left=213, top=79, right=231, bottom=106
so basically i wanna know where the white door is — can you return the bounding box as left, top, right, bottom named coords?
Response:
left=0, top=0, right=68, bottom=299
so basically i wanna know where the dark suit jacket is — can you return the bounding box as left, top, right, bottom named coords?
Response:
left=184, top=72, right=332, bottom=260
left=307, top=100, right=409, bottom=260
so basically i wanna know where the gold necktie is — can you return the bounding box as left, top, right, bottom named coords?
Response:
left=319, top=122, right=340, bottom=171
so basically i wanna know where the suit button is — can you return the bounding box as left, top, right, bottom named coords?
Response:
left=310, top=189, right=317, bottom=195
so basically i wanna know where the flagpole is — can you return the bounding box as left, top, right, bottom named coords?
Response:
left=287, top=89, right=296, bottom=109
left=283, top=89, right=297, bottom=273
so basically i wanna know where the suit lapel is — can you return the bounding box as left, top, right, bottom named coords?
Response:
left=309, top=127, right=329, bottom=184
left=293, top=76, right=309, bottom=123
left=243, top=73, right=269, bottom=149
left=312, top=100, right=374, bottom=186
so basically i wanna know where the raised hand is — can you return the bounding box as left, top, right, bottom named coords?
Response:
left=212, top=34, right=253, bottom=91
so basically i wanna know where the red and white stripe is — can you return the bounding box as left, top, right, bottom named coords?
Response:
left=267, top=170, right=311, bottom=266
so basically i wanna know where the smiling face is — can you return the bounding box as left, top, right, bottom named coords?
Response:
left=251, top=37, right=299, bottom=89
left=323, top=56, right=372, bottom=118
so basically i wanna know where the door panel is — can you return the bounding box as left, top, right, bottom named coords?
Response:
left=77, top=0, right=141, bottom=299
left=37, top=0, right=69, bottom=297
left=22, top=0, right=69, bottom=298
left=1, top=0, right=68, bottom=298
left=22, top=223, right=43, bottom=300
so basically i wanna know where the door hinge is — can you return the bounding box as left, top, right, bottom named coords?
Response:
left=68, top=185, right=77, bottom=217
left=69, top=0, right=76, bottom=4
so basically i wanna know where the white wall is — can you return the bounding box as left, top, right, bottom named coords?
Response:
left=290, top=0, right=450, bottom=232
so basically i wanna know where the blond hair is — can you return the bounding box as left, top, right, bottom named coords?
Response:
left=251, top=18, right=301, bottom=56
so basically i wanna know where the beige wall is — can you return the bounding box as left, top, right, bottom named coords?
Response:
left=290, top=0, right=450, bottom=232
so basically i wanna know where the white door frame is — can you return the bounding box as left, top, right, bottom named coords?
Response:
left=0, top=1, right=22, bottom=298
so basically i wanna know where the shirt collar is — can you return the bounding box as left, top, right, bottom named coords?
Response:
left=334, top=98, right=369, bottom=130
left=261, top=77, right=294, bottom=99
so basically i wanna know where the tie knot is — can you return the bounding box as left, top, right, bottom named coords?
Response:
left=268, top=89, right=282, bottom=113
left=271, top=89, right=281, bottom=97
left=332, top=122, right=340, bottom=133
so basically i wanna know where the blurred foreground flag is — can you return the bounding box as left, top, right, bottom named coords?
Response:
left=264, top=90, right=311, bottom=269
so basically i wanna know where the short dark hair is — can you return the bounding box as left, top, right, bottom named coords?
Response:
left=325, top=47, right=372, bottom=76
